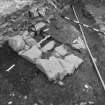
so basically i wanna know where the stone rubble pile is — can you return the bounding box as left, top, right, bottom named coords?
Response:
left=7, top=2, right=84, bottom=82
left=8, top=30, right=83, bottom=81
left=36, top=54, right=83, bottom=81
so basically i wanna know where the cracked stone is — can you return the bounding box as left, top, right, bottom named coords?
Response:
left=36, top=54, right=83, bottom=81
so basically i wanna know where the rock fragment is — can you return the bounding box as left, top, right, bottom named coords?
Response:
left=72, top=36, right=86, bottom=49
left=36, top=54, right=83, bottom=81
left=36, top=56, right=65, bottom=81
left=22, top=31, right=35, bottom=40
left=38, top=7, right=47, bottom=16
left=99, top=24, right=105, bottom=33
left=25, top=38, right=37, bottom=47
left=8, top=35, right=25, bottom=52
left=64, top=54, right=83, bottom=68
left=58, top=58, right=75, bottom=74
left=35, top=22, right=46, bottom=31
left=41, top=40, right=55, bottom=52
left=30, top=6, right=39, bottom=17
left=54, top=45, right=68, bottom=56
left=21, top=45, right=42, bottom=63
left=22, top=30, right=29, bottom=39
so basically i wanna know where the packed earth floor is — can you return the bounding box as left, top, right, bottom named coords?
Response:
left=0, top=0, right=105, bottom=105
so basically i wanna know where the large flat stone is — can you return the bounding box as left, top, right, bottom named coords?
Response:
left=64, top=54, right=83, bottom=68
left=21, top=45, right=42, bottom=63
left=54, top=45, right=68, bottom=56
left=57, top=58, right=75, bottom=75
left=36, top=56, right=65, bottom=81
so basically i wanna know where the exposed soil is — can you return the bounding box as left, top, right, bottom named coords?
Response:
left=0, top=0, right=105, bottom=105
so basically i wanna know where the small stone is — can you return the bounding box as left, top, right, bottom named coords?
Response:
left=88, top=101, right=94, bottom=105
left=30, top=32, right=35, bottom=37
left=84, top=84, right=92, bottom=90
left=41, top=40, right=55, bottom=52
left=22, top=30, right=29, bottom=39
left=10, top=92, right=15, bottom=97
left=18, top=50, right=26, bottom=55
left=38, top=7, right=47, bottom=16
left=8, top=101, right=13, bottom=105
left=85, top=84, right=89, bottom=88
left=100, top=24, right=105, bottom=32
left=24, top=45, right=30, bottom=50
left=72, top=37, right=86, bottom=49
left=30, top=6, right=39, bottom=17
left=24, top=96, right=28, bottom=99
left=34, top=103, right=38, bottom=105
left=84, top=84, right=90, bottom=89
left=25, top=38, right=37, bottom=47
left=57, top=81, right=64, bottom=86
left=80, top=102, right=87, bottom=105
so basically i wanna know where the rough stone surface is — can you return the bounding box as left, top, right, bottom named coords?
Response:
left=35, top=22, right=46, bottom=31
left=36, top=54, right=83, bottom=81
left=41, top=40, right=55, bottom=52
left=72, top=36, right=86, bottom=49
left=8, top=35, right=25, bottom=52
left=54, top=45, right=68, bottom=56
left=58, top=58, right=75, bottom=74
left=64, top=54, right=83, bottom=68
left=21, top=45, right=42, bottom=63
left=36, top=56, right=65, bottom=81
left=25, top=38, right=37, bottom=47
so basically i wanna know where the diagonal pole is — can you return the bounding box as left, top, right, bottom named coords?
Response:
left=72, top=6, right=105, bottom=90
left=6, top=64, right=15, bottom=72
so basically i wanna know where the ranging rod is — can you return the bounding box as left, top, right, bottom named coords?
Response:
left=72, top=6, right=105, bottom=91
